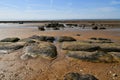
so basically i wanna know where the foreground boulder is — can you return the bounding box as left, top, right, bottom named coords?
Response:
left=0, top=37, right=20, bottom=42
left=64, top=72, right=98, bottom=80
left=57, top=36, right=76, bottom=42
left=0, top=42, right=25, bottom=54
left=21, top=42, right=57, bottom=60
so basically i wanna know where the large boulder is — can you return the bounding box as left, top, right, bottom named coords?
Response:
left=0, top=37, right=20, bottom=42
left=21, top=42, right=57, bottom=60
left=64, top=72, right=98, bottom=80
left=57, top=36, right=76, bottom=42
left=62, top=42, right=100, bottom=52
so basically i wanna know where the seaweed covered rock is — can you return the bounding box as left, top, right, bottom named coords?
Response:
left=98, top=43, right=120, bottom=52
left=57, top=36, right=76, bottom=42
left=62, top=42, right=100, bottom=52
left=38, top=26, right=45, bottom=31
left=0, top=42, right=25, bottom=54
left=64, top=72, right=98, bottom=80
left=21, top=42, right=57, bottom=60
left=0, top=37, right=20, bottom=42
left=66, top=51, right=114, bottom=63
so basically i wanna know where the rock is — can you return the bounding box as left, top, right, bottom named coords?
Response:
left=66, top=51, right=114, bottom=63
left=0, top=37, right=20, bottom=42
left=38, top=26, right=45, bottom=31
left=21, top=42, right=57, bottom=60
left=76, top=34, right=81, bottom=36
left=52, top=27, right=60, bottom=30
left=99, top=27, right=106, bottom=30
left=64, top=72, right=98, bottom=80
left=62, top=42, right=100, bottom=52
left=28, top=35, right=46, bottom=41
left=62, top=42, right=120, bottom=52
left=57, top=36, right=76, bottom=42
left=99, top=43, right=120, bottom=52
left=109, top=52, right=120, bottom=62
left=0, top=42, right=25, bottom=54
left=89, top=37, right=113, bottom=43
left=92, top=26, right=98, bottom=30
left=20, top=54, right=31, bottom=60
left=27, top=35, right=55, bottom=42
left=45, top=36, right=55, bottom=42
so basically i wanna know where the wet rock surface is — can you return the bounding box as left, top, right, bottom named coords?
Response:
left=64, top=72, right=98, bottom=80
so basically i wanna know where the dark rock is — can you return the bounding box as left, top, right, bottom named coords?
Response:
left=76, top=34, right=81, bottom=36
left=99, top=27, right=106, bottom=30
left=64, top=72, right=98, bottom=80
left=0, top=37, right=20, bottom=42
left=92, top=26, right=98, bottom=30
left=28, top=35, right=46, bottom=41
left=62, top=42, right=100, bottom=52
left=89, top=37, right=113, bottom=43
left=28, top=35, right=55, bottom=42
left=52, top=27, right=60, bottom=30
left=21, top=42, right=57, bottom=60
left=57, top=36, right=76, bottom=42
left=38, top=26, right=45, bottom=31
left=45, top=36, right=55, bottom=42
left=0, top=42, right=25, bottom=54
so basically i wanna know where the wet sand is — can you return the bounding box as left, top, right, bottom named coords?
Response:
left=0, top=24, right=120, bottom=80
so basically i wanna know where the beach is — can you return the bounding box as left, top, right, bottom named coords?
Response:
left=0, top=23, right=120, bottom=80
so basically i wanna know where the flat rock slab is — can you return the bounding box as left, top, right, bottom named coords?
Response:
left=64, top=72, right=98, bottom=80
left=62, top=42, right=120, bottom=52
left=57, top=36, right=76, bottom=42
left=0, top=42, right=25, bottom=54
left=0, top=37, right=20, bottom=42
left=66, top=51, right=120, bottom=63
left=21, top=42, right=57, bottom=60
left=62, top=42, right=100, bottom=52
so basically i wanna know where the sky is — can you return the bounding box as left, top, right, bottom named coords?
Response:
left=0, top=0, right=120, bottom=20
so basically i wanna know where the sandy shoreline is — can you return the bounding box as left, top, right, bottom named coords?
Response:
left=0, top=24, right=120, bottom=80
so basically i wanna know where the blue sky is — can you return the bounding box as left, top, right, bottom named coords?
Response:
left=0, top=0, right=120, bottom=20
